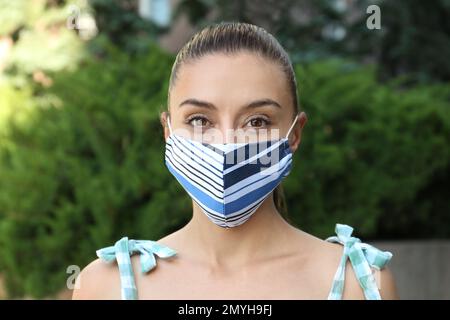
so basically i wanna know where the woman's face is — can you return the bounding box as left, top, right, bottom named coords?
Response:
left=162, top=52, right=307, bottom=152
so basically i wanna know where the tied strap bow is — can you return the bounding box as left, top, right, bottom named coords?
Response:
left=96, top=237, right=177, bottom=273
left=326, top=224, right=393, bottom=300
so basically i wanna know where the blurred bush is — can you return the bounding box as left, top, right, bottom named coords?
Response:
left=89, top=0, right=167, bottom=54
left=0, top=45, right=191, bottom=298
left=0, top=49, right=449, bottom=297
left=0, top=0, right=87, bottom=85
left=175, top=0, right=450, bottom=84
left=286, top=60, right=450, bottom=238
left=346, top=0, right=450, bottom=84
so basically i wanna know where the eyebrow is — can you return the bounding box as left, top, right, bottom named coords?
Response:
left=179, top=98, right=216, bottom=110
left=178, top=98, right=282, bottom=110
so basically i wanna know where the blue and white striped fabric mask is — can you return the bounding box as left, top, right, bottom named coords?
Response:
left=164, top=114, right=298, bottom=228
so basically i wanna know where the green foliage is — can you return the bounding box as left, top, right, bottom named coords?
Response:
left=0, top=1, right=28, bottom=35
left=174, top=0, right=348, bottom=62
left=174, top=0, right=450, bottom=83
left=0, top=45, right=191, bottom=298
left=0, top=0, right=86, bottom=77
left=345, top=0, right=450, bottom=83
left=284, top=60, right=450, bottom=238
left=88, top=0, right=168, bottom=54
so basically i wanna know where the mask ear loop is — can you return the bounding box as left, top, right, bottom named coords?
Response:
left=285, top=114, right=299, bottom=139
left=166, top=115, right=173, bottom=135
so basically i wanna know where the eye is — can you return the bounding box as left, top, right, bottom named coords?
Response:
left=187, top=115, right=210, bottom=128
left=246, top=116, right=271, bottom=128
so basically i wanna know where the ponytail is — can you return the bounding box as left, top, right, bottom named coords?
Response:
left=273, top=184, right=290, bottom=223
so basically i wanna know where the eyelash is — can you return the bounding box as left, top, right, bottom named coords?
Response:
left=185, top=114, right=210, bottom=127
left=185, top=114, right=272, bottom=128
left=246, top=115, right=271, bottom=128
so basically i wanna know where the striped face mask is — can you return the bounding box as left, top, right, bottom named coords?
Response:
left=164, top=114, right=298, bottom=228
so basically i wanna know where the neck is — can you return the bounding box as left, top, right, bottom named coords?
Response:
left=180, top=195, right=298, bottom=272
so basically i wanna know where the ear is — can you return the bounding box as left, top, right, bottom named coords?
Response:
left=160, top=111, right=170, bottom=141
left=288, top=112, right=307, bottom=153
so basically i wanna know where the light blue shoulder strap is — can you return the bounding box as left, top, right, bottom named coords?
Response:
left=96, top=237, right=177, bottom=300
left=325, top=224, right=393, bottom=300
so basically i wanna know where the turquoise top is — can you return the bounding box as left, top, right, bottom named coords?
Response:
left=96, top=223, right=393, bottom=300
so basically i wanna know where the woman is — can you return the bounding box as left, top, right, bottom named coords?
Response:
left=73, top=22, right=398, bottom=300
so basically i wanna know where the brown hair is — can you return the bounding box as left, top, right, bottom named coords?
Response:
left=167, top=22, right=298, bottom=220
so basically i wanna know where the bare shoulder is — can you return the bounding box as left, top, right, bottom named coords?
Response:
left=71, top=258, right=122, bottom=300
left=300, top=231, right=399, bottom=300
left=291, top=229, right=373, bottom=299
left=377, top=267, right=400, bottom=299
